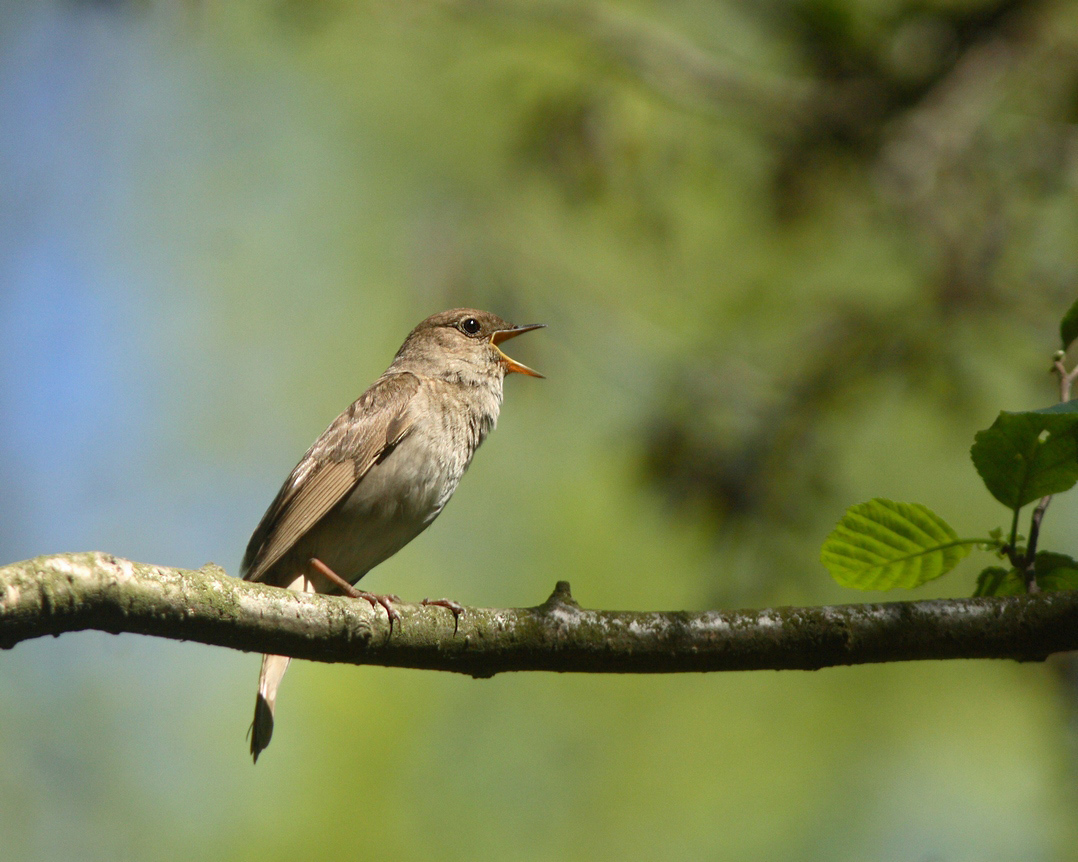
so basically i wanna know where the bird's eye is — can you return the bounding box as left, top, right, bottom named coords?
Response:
left=460, top=318, right=481, bottom=335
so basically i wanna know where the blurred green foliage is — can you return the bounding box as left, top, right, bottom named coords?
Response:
left=3, top=0, right=1078, bottom=860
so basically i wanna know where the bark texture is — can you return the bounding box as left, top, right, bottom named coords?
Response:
left=1, top=552, right=1075, bottom=675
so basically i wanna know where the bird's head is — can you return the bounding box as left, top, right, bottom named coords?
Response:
left=394, top=308, right=545, bottom=383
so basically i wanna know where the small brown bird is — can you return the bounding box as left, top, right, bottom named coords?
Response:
left=241, top=308, right=543, bottom=761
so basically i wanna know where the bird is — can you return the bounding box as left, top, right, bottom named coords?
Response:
left=240, top=308, right=544, bottom=761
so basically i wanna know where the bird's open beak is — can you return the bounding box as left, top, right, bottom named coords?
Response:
left=491, top=323, right=545, bottom=378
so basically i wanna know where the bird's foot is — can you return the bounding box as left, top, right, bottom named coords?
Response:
left=422, top=597, right=464, bottom=634
left=308, top=557, right=401, bottom=627
left=348, top=589, right=402, bottom=626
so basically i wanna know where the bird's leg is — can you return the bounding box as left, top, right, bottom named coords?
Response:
left=308, top=557, right=401, bottom=626
left=421, top=597, right=465, bottom=634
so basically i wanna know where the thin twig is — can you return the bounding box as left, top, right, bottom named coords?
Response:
left=1024, top=498, right=1048, bottom=594
left=1053, top=356, right=1078, bottom=402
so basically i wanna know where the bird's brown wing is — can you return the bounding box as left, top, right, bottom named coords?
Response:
left=240, top=371, right=421, bottom=584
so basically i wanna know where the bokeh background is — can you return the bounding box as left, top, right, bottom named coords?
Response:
left=3, top=1, right=1078, bottom=859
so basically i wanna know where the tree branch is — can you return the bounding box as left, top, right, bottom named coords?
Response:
left=1, top=552, right=1075, bottom=675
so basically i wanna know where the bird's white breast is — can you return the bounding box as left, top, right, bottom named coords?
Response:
left=299, top=375, right=503, bottom=583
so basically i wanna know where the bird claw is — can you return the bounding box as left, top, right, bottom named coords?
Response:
left=422, top=597, right=465, bottom=634
left=351, top=590, right=401, bottom=624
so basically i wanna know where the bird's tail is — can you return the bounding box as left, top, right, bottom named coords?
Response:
left=249, top=652, right=292, bottom=762
left=248, top=572, right=316, bottom=762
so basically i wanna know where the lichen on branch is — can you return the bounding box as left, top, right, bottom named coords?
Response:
left=1, top=552, right=1076, bottom=675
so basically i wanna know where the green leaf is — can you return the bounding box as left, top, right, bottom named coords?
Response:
left=1032, top=552, right=1078, bottom=591
left=970, top=409, right=1078, bottom=509
left=1032, top=399, right=1078, bottom=415
left=1061, top=298, right=1078, bottom=351
left=821, top=499, right=972, bottom=590
left=974, top=566, right=1013, bottom=597
left=971, top=553, right=1078, bottom=596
